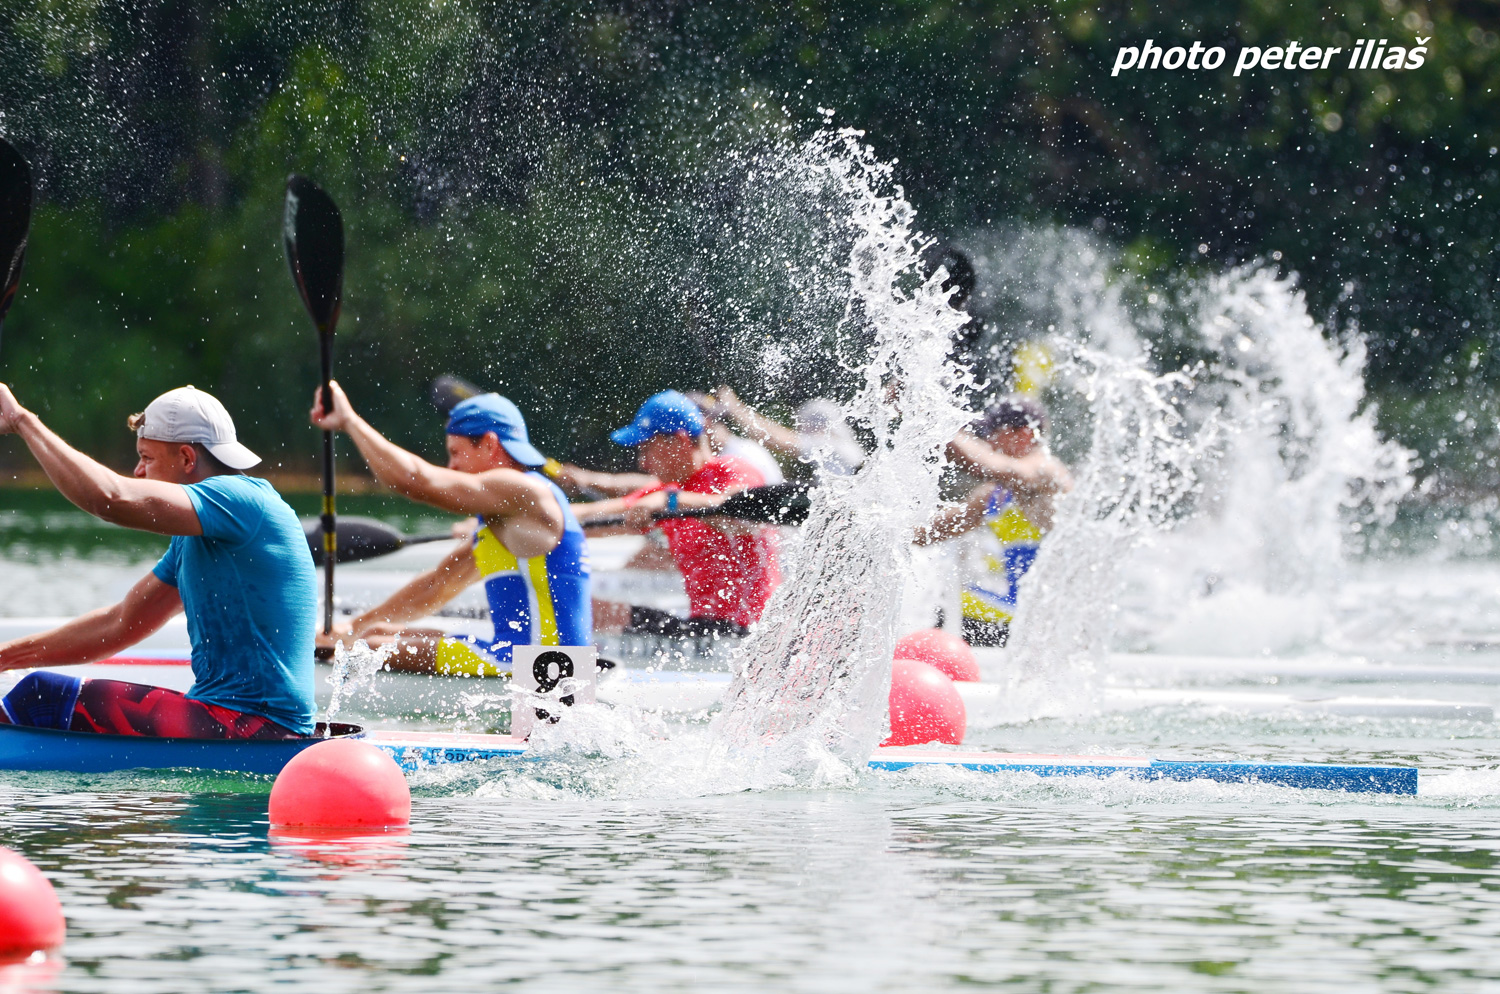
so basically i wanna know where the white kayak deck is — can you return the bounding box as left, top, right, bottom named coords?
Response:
left=5, top=644, right=1494, bottom=722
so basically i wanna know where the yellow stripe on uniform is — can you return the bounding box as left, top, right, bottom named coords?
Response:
left=463, top=475, right=592, bottom=660
left=987, top=507, right=1043, bottom=544
left=473, top=527, right=519, bottom=575
left=435, top=637, right=507, bottom=677
left=473, top=523, right=559, bottom=645
left=527, top=555, right=560, bottom=645
left=961, top=590, right=1014, bottom=625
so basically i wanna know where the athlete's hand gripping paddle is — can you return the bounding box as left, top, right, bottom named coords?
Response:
left=0, top=138, right=33, bottom=354
left=283, top=175, right=345, bottom=634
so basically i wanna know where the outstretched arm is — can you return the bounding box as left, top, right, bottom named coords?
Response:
left=551, top=464, right=657, bottom=498
left=717, top=386, right=803, bottom=458
left=342, top=541, right=481, bottom=637
left=0, top=385, right=201, bottom=536
left=914, top=484, right=997, bottom=546
left=572, top=495, right=634, bottom=536
left=0, top=573, right=183, bottom=671
left=573, top=488, right=750, bottom=536
left=947, top=431, right=1073, bottom=497
left=311, top=381, right=466, bottom=508
left=310, top=381, right=561, bottom=526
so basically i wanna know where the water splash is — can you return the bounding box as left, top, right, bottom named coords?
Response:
left=967, top=226, right=1413, bottom=699
left=711, top=129, right=973, bottom=765
left=1127, top=267, right=1413, bottom=656
left=1000, top=344, right=1212, bottom=717
left=324, top=639, right=396, bottom=726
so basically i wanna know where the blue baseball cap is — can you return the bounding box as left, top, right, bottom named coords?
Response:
left=445, top=393, right=547, bottom=468
left=610, top=390, right=704, bottom=447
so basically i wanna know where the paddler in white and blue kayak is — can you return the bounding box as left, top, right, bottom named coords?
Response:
left=0, top=385, right=317, bottom=738
left=920, top=396, right=1073, bottom=647
left=310, top=381, right=589, bottom=675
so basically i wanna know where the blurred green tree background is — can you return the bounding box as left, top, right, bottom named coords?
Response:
left=0, top=0, right=1494, bottom=489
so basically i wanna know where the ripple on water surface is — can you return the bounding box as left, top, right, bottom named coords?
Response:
left=6, top=766, right=1500, bottom=993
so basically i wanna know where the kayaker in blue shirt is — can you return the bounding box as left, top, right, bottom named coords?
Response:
left=0, top=385, right=317, bottom=738
left=310, top=381, right=590, bottom=676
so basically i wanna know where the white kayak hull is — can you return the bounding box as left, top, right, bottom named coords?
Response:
left=4, top=654, right=1491, bottom=725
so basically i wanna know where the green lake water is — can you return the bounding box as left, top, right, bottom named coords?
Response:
left=4, top=494, right=1500, bottom=992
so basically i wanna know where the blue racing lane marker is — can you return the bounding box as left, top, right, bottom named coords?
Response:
left=369, top=733, right=1418, bottom=794
left=866, top=757, right=1417, bottom=795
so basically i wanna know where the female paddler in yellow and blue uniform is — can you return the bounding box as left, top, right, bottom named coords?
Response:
left=310, top=382, right=589, bottom=674
left=919, top=396, right=1073, bottom=647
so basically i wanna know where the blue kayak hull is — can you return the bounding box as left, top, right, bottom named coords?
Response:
left=0, top=722, right=362, bottom=775
left=0, top=724, right=1420, bottom=795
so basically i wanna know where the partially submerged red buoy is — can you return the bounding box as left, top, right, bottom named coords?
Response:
left=894, top=628, right=981, bottom=682
left=883, top=657, right=967, bottom=747
left=268, top=738, right=411, bottom=829
left=0, top=848, right=64, bottom=958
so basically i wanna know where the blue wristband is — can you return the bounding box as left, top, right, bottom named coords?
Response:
left=666, top=488, right=679, bottom=513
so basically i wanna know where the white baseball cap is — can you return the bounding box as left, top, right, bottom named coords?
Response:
left=135, top=386, right=261, bottom=470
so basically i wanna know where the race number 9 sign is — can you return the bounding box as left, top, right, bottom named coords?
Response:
left=510, top=645, right=598, bottom=739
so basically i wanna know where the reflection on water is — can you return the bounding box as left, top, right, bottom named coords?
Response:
left=5, top=779, right=1500, bottom=992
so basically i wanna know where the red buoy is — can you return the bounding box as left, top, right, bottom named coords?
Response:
left=883, top=657, right=967, bottom=747
left=894, top=628, right=981, bottom=682
left=0, top=848, right=64, bottom=957
left=269, top=739, right=411, bottom=829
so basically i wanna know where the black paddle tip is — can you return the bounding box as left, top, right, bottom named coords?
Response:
left=283, top=174, right=344, bottom=332
left=0, top=136, right=32, bottom=330
left=0, top=137, right=31, bottom=190
left=430, top=374, right=484, bottom=414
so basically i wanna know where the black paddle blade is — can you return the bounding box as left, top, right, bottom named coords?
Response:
left=713, top=481, right=813, bottom=525
left=0, top=137, right=32, bottom=336
left=283, top=175, right=343, bottom=334
left=305, top=516, right=455, bottom=565
left=305, top=516, right=403, bottom=566
left=430, top=374, right=483, bottom=414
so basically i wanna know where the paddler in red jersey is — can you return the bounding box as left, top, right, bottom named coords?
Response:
left=575, top=390, right=780, bottom=639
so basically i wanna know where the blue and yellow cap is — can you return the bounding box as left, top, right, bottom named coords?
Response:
left=610, top=390, right=704, bottom=447
left=446, top=393, right=546, bottom=468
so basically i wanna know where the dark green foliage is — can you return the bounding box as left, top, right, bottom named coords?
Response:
left=0, top=0, right=1494, bottom=478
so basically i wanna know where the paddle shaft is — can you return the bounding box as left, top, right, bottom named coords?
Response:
left=585, top=504, right=797, bottom=529
left=319, top=329, right=335, bottom=633
left=583, top=482, right=810, bottom=529
left=585, top=507, right=714, bottom=529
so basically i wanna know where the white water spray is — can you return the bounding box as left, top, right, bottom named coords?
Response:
left=1000, top=345, right=1211, bottom=716
left=414, top=130, right=981, bottom=799
left=324, top=638, right=396, bottom=726
left=1139, top=267, right=1414, bottom=654
left=967, top=227, right=1412, bottom=705
left=712, top=129, right=973, bottom=765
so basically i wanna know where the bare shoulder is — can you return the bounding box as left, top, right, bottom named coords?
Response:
left=476, top=466, right=563, bottom=518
